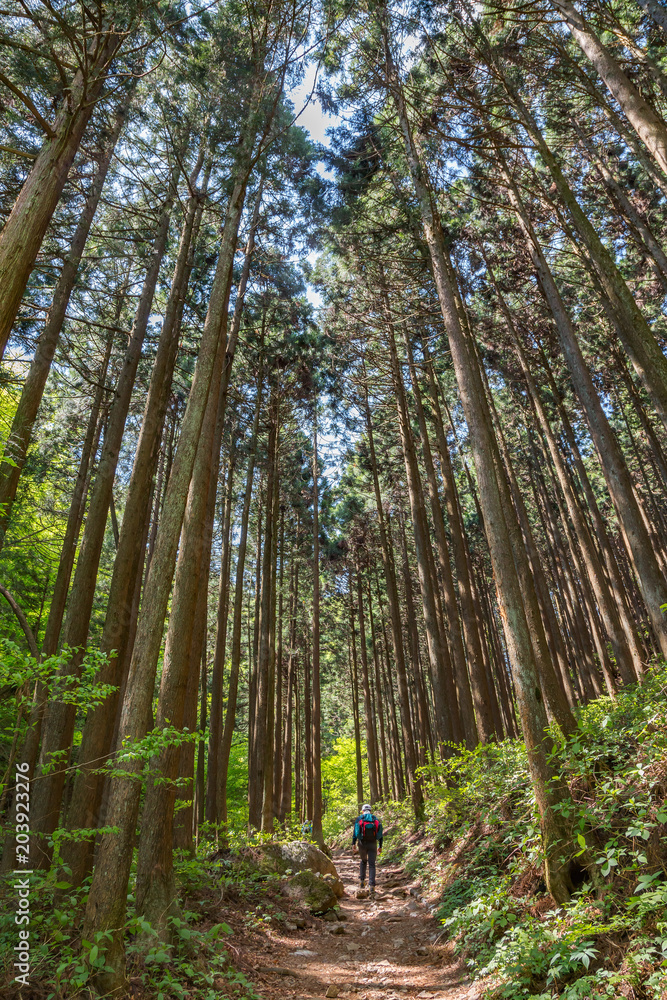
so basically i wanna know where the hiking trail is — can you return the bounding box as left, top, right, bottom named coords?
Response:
left=236, top=852, right=489, bottom=1000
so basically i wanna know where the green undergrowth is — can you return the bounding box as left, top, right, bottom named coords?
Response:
left=0, top=830, right=318, bottom=999
left=379, top=664, right=667, bottom=999
left=0, top=850, right=262, bottom=1000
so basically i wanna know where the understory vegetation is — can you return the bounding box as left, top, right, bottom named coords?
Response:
left=383, top=664, right=667, bottom=999
left=3, top=665, right=666, bottom=998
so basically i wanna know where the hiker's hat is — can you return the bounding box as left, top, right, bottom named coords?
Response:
left=362, top=803, right=371, bottom=812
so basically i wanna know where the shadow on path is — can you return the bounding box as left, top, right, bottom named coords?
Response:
left=246, top=849, right=489, bottom=1000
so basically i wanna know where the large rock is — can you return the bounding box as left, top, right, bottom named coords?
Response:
left=262, top=841, right=335, bottom=876
left=259, top=840, right=345, bottom=912
left=261, top=841, right=345, bottom=897
left=283, top=869, right=339, bottom=914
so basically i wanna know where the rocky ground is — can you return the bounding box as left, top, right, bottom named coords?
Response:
left=234, top=851, right=490, bottom=1000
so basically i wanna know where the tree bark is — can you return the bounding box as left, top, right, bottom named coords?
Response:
left=0, top=31, right=122, bottom=356
left=349, top=605, right=364, bottom=809
left=636, top=0, right=667, bottom=35
left=381, top=13, right=575, bottom=900
left=30, top=171, right=178, bottom=864
left=311, top=405, right=324, bottom=846
left=502, top=164, right=667, bottom=659
left=363, top=384, right=422, bottom=816
left=217, top=361, right=264, bottom=833
left=60, top=157, right=209, bottom=885
left=489, top=58, right=667, bottom=433
left=367, top=578, right=390, bottom=794
left=356, top=569, right=379, bottom=802
left=549, top=0, right=667, bottom=174
left=82, top=128, right=256, bottom=987
left=403, top=329, right=478, bottom=746
left=385, top=313, right=460, bottom=749
left=0, top=94, right=132, bottom=548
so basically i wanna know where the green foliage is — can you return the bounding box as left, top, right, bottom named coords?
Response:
left=322, top=735, right=366, bottom=802
left=0, top=844, right=256, bottom=1000
left=321, top=735, right=369, bottom=840
left=384, top=666, right=667, bottom=999
left=0, top=641, right=117, bottom=799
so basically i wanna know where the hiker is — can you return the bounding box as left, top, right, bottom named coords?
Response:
left=352, top=803, right=383, bottom=894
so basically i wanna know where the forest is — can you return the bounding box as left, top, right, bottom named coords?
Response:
left=2, top=0, right=667, bottom=997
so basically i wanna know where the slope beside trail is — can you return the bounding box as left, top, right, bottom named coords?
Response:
left=239, top=851, right=489, bottom=1000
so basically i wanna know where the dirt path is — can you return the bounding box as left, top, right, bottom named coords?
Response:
left=243, top=851, right=486, bottom=1000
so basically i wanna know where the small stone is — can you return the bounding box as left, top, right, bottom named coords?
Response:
left=356, top=889, right=369, bottom=899
left=323, top=909, right=338, bottom=922
left=331, top=924, right=346, bottom=935
left=392, top=938, right=404, bottom=947
left=337, top=911, right=348, bottom=921
left=284, top=921, right=298, bottom=931
left=293, top=949, right=316, bottom=956
left=326, top=987, right=339, bottom=998
left=294, top=917, right=307, bottom=928
left=377, top=910, right=392, bottom=919
left=415, top=947, right=428, bottom=956
left=345, top=942, right=360, bottom=952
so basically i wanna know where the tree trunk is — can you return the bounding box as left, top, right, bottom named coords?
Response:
left=396, top=512, right=432, bottom=765
left=311, top=405, right=324, bottom=846
left=30, top=172, right=178, bottom=864
left=355, top=569, right=379, bottom=802
left=538, top=349, right=646, bottom=668
left=82, top=127, right=256, bottom=987
left=363, top=384, right=422, bottom=816
left=403, top=329, right=478, bottom=746
left=279, top=545, right=298, bottom=824
left=206, top=447, right=236, bottom=823
left=382, top=15, right=576, bottom=901
left=261, top=412, right=280, bottom=834
left=250, top=382, right=278, bottom=831
left=549, top=0, right=667, bottom=174
left=0, top=94, right=132, bottom=548
left=421, top=338, right=496, bottom=742
left=217, top=360, right=264, bottom=833
left=385, top=315, right=460, bottom=749
left=0, top=32, right=122, bottom=356
left=195, top=651, right=207, bottom=841
left=349, top=609, right=364, bottom=809
left=491, top=59, right=667, bottom=433
left=60, top=158, right=209, bottom=886
left=273, top=507, right=286, bottom=820
left=636, top=0, right=667, bottom=35
left=502, top=164, right=667, bottom=659
left=367, top=578, right=390, bottom=794
left=491, top=272, right=642, bottom=684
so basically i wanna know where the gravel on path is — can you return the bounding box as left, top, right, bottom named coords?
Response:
left=244, top=850, right=490, bottom=1000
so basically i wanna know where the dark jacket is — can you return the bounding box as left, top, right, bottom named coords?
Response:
left=353, top=811, right=383, bottom=849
